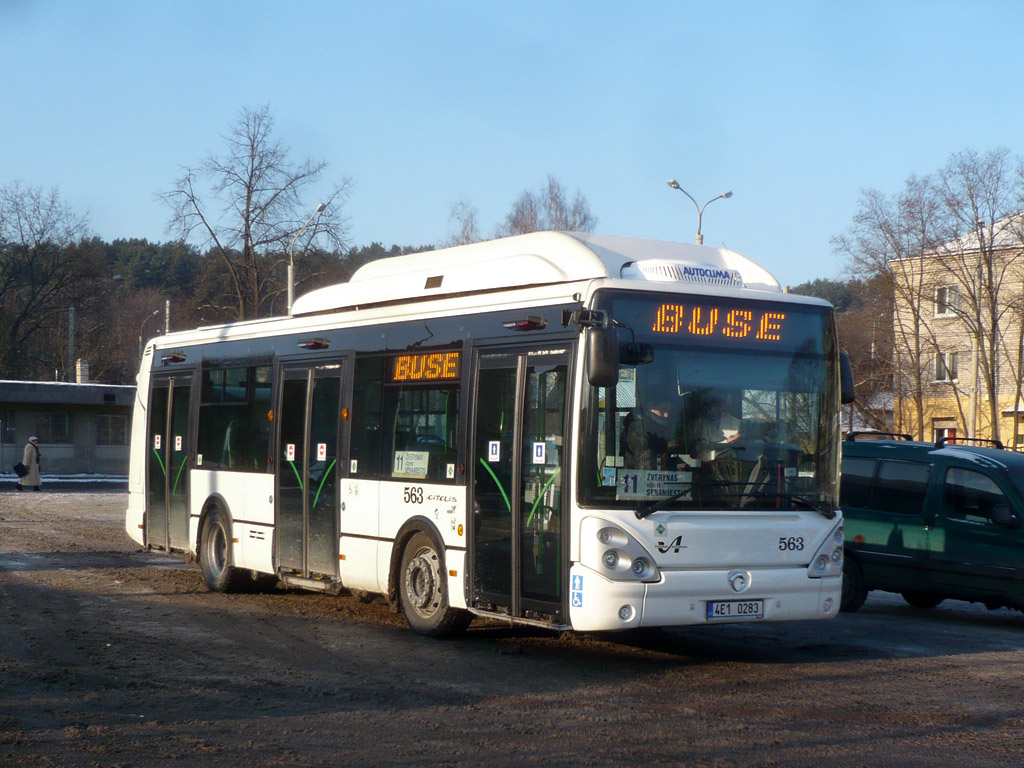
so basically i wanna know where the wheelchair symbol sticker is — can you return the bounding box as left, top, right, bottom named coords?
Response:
left=570, top=574, right=583, bottom=608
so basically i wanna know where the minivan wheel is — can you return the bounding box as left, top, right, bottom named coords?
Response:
left=840, top=558, right=867, bottom=612
left=901, top=591, right=945, bottom=609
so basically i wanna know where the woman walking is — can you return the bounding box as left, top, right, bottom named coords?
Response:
left=17, top=436, right=42, bottom=492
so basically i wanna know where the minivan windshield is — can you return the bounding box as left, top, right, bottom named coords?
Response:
left=579, top=289, right=840, bottom=512
left=1005, top=468, right=1024, bottom=500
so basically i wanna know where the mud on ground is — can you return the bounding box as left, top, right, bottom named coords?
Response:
left=2, top=492, right=1024, bottom=767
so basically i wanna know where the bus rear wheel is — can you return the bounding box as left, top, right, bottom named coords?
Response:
left=399, top=531, right=470, bottom=638
left=200, top=507, right=248, bottom=593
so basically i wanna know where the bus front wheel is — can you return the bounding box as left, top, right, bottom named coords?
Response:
left=398, top=531, right=471, bottom=638
left=200, top=507, right=247, bottom=593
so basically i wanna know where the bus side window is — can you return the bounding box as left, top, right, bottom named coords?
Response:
left=350, top=358, right=385, bottom=477
left=384, top=384, right=459, bottom=483
left=197, top=364, right=272, bottom=472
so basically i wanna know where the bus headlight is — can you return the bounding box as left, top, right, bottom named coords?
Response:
left=581, top=518, right=661, bottom=583
left=631, top=557, right=654, bottom=579
left=807, top=521, right=843, bottom=579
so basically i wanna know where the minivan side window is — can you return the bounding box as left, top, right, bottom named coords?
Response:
left=840, top=457, right=876, bottom=508
left=840, top=457, right=930, bottom=514
left=872, top=460, right=931, bottom=515
left=943, top=468, right=1009, bottom=524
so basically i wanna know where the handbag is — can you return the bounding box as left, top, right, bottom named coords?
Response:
left=13, top=462, right=28, bottom=477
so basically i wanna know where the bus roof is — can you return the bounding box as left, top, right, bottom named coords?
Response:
left=292, top=232, right=782, bottom=316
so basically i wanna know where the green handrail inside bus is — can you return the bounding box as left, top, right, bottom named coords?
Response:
left=477, top=457, right=511, bottom=512
left=151, top=447, right=166, bottom=478
left=313, top=458, right=337, bottom=509
left=171, top=456, right=188, bottom=494
left=526, top=467, right=561, bottom=527
left=288, top=460, right=303, bottom=490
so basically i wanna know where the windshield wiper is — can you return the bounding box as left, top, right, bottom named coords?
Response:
left=636, top=490, right=836, bottom=520
left=635, top=489, right=691, bottom=520
left=745, top=492, right=837, bottom=519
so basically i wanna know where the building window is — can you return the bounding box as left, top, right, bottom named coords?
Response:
left=37, top=412, right=71, bottom=443
left=97, top=414, right=129, bottom=446
left=935, top=286, right=958, bottom=317
left=0, top=410, right=14, bottom=444
left=934, top=351, right=958, bottom=382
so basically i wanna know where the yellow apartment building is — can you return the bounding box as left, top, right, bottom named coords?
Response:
left=892, top=218, right=1024, bottom=446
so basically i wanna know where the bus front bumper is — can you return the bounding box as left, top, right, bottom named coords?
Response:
left=567, top=564, right=841, bottom=632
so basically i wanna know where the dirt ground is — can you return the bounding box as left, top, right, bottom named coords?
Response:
left=3, top=492, right=1024, bottom=767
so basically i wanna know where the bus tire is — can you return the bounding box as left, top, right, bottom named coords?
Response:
left=199, top=507, right=248, bottom=593
left=398, top=531, right=471, bottom=638
left=840, top=557, right=867, bottom=612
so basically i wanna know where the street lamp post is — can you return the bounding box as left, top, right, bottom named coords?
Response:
left=138, top=309, right=161, bottom=359
left=287, top=203, right=326, bottom=316
left=666, top=179, right=732, bottom=245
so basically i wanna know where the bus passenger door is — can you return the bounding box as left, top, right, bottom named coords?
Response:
left=470, top=347, right=570, bottom=622
left=276, top=364, right=344, bottom=579
left=146, top=373, right=193, bottom=552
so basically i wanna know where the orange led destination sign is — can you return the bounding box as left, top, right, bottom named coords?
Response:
left=391, top=351, right=461, bottom=383
left=652, top=304, right=786, bottom=342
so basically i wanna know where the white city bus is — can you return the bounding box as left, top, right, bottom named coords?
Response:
left=126, top=232, right=851, bottom=636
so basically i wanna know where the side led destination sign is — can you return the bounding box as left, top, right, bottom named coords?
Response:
left=651, top=304, right=786, bottom=343
left=390, top=351, right=461, bottom=383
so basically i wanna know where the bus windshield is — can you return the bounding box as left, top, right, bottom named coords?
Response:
left=579, top=290, right=840, bottom=512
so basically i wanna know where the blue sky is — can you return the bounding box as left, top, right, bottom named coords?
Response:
left=2, top=1, right=1023, bottom=288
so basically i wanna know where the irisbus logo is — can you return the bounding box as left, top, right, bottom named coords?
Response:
left=656, top=535, right=686, bottom=554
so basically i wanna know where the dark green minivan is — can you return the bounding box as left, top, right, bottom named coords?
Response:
left=841, top=433, right=1024, bottom=613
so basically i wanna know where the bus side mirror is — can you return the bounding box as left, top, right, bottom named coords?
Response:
left=586, top=326, right=619, bottom=388
left=840, top=352, right=856, bottom=405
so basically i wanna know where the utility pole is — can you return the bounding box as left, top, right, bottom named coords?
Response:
left=68, top=306, right=75, bottom=382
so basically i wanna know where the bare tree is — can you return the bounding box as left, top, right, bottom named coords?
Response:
left=0, top=182, right=93, bottom=378
left=447, top=199, right=481, bottom=246
left=929, top=148, right=1024, bottom=444
left=833, top=176, right=955, bottom=439
left=496, top=175, right=597, bottom=237
left=835, top=148, right=1024, bottom=444
left=161, top=105, right=351, bottom=320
